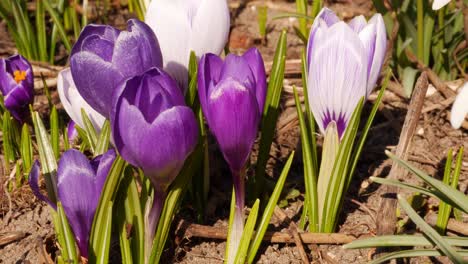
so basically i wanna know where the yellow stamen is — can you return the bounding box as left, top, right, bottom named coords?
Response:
left=13, top=70, right=27, bottom=84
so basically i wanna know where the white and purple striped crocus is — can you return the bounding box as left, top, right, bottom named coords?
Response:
left=145, top=0, right=230, bottom=91
left=57, top=68, right=106, bottom=133
left=29, top=149, right=116, bottom=258
left=110, top=67, right=198, bottom=257
left=197, top=47, right=266, bottom=263
left=0, top=54, right=34, bottom=122
left=70, top=19, right=163, bottom=117
left=306, top=8, right=387, bottom=138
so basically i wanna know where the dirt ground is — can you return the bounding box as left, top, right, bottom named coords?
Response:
left=1, top=0, right=467, bottom=263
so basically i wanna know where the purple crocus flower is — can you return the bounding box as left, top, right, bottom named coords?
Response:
left=29, top=149, right=116, bottom=258
left=197, top=47, right=266, bottom=262
left=0, top=54, right=34, bottom=122
left=306, top=8, right=386, bottom=138
left=110, top=67, right=198, bottom=256
left=70, top=19, right=163, bottom=117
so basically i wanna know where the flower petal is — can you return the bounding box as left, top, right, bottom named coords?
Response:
left=362, top=14, right=387, bottom=95
left=306, top=8, right=340, bottom=66
left=57, top=68, right=106, bottom=132
left=451, top=82, right=468, bottom=129
left=198, top=54, right=224, bottom=123
left=206, top=78, right=260, bottom=171
left=4, top=83, right=34, bottom=121
left=28, top=161, right=56, bottom=210
left=307, top=22, right=368, bottom=137
left=242, top=48, right=267, bottom=113
left=71, top=24, right=120, bottom=58
left=112, top=19, right=163, bottom=77
left=57, top=149, right=114, bottom=258
left=219, top=54, right=256, bottom=93
left=70, top=51, right=123, bottom=116
left=348, top=15, right=367, bottom=33
left=190, top=0, right=230, bottom=57
left=432, top=0, right=451, bottom=10
left=145, top=0, right=192, bottom=90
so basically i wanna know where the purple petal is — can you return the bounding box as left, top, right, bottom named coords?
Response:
left=307, top=22, right=367, bottom=138
left=28, top=161, right=56, bottom=210
left=112, top=19, right=163, bottom=77
left=206, top=78, right=260, bottom=171
left=348, top=15, right=367, bottom=33
left=57, top=149, right=115, bottom=258
left=242, top=48, right=267, bottom=113
left=306, top=8, right=340, bottom=66
left=363, top=14, right=387, bottom=96
left=4, top=83, right=34, bottom=122
left=71, top=24, right=120, bottom=59
left=197, top=53, right=224, bottom=123
left=67, top=121, right=78, bottom=144
left=113, top=103, right=198, bottom=190
left=219, top=54, right=256, bottom=93
left=70, top=51, right=123, bottom=116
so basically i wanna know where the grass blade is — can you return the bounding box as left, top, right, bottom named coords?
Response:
left=50, top=106, right=60, bottom=159
left=344, top=235, right=468, bottom=248
left=234, top=199, right=260, bottom=264
left=247, top=151, right=294, bottom=263
left=57, top=202, right=78, bottom=263
left=398, top=194, right=465, bottom=263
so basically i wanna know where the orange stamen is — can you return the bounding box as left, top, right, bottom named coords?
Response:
left=13, top=70, right=27, bottom=84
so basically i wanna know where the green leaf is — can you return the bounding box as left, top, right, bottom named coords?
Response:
left=387, top=151, right=468, bottom=213
left=32, top=111, right=58, bottom=204
left=36, top=0, right=48, bottom=61
left=185, top=51, right=198, bottom=107
left=50, top=106, right=60, bottom=159
left=247, top=151, right=294, bottom=264
left=234, top=199, right=260, bottom=264
left=402, top=67, right=418, bottom=97
left=321, top=98, right=364, bottom=232
left=95, top=121, right=111, bottom=156
left=255, top=30, right=287, bottom=197
left=3, top=111, right=13, bottom=172
left=369, top=249, right=468, bottom=264
left=344, top=235, right=468, bottom=249
left=89, top=157, right=126, bottom=263
left=295, top=0, right=308, bottom=40
left=398, top=194, right=465, bottom=263
left=293, top=85, right=318, bottom=231
left=42, top=0, right=72, bottom=52
left=369, top=176, right=442, bottom=198
left=225, top=187, right=237, bottom=264
left=257, top=5, right=268, bottom=38
left=57, top=202, right=78, bottom=264
left=95, top=202, right=114, bottom=264
left=81, top=108, right=98, bottom=153
left=317, top=123, right=339, bottom=224
left=436, top=149, right=453, bottom=234
left=20, top=123, right=33, bottom=175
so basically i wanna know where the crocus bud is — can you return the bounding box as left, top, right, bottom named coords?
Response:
left=29, top=149, right=116, bottom=258
left=145, top=0, right=230, bottom=91
left=0, top=54, right=34, bottom=122
left=306, top=8, right=386, bottom=138
left=450, top=82, right=468, bottom=129
left=58, top=68, right=106, bottom=133
left=198, top=48, right=266, bottom=263
left=432, top=0, right=451, bottom=10
left=70, top=19, right=163, bottom=116
left=110, top=67, right=198, bottom=258
left=111, top=67, right=198, bottom=191
left=198, top=48, right=266, bottom=174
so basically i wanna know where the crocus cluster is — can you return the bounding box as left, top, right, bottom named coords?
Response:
left=198, top=47, right=266, bottom=262
left=145, top=0, right=230, bottom=91
left=306, top=8, right=386, bottom=138
left=0, top=55, right=34, bottom=122
left=29, top=149, right=116, bottom=258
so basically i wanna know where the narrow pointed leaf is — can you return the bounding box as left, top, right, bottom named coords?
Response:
left=234, top=199, right=260, bottom=264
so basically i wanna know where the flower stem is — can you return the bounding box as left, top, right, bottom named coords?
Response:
left=144, top=187, right=165, bottom=263
left=227, top=169, right=245, bottom=264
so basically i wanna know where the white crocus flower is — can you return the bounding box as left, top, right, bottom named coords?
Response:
left=451, top=82, right=468, bottom=129
left=432, top=0, right=451, bottom=10
left=145, top=0, right=230, bottom=92
left=57, top=68, right=106, bottom=133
